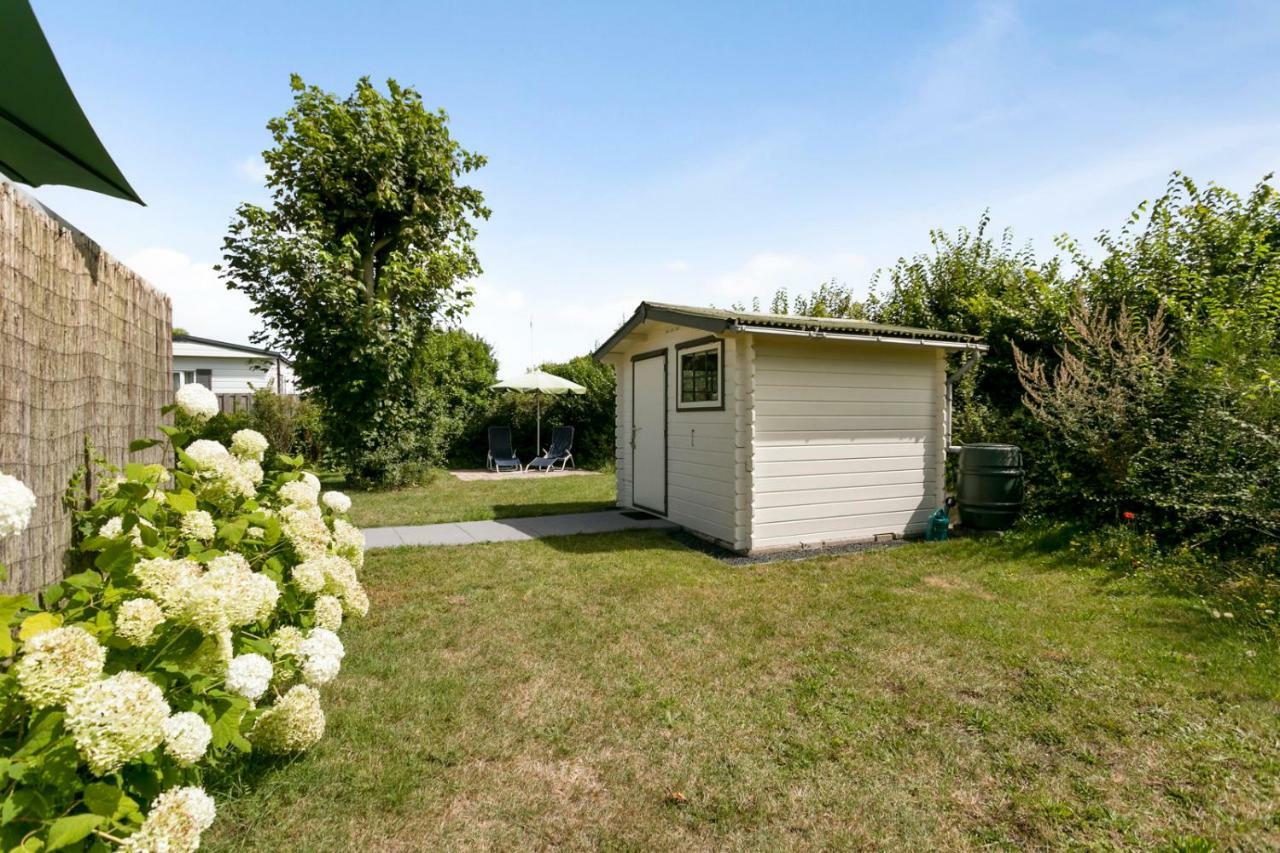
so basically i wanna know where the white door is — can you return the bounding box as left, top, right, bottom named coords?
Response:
left=631, top=351, right=666, bottom=514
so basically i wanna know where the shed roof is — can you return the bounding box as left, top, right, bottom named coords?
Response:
left=593, top=302, right=985, bottom=360
left=173, top=334, right=290, bottom=363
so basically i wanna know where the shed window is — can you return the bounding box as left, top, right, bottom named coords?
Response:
left=677, top=339, right=723, bottom=410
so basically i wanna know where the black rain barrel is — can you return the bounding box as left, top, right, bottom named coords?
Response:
left=957, top=444, right=1024, bottom=531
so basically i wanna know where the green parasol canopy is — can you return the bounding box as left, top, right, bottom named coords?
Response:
left=0, top=0, right=143, bottom=203
left=491, top=370, right=586, bottom=457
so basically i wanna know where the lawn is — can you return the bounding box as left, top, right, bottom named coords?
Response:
left=347, top=470, right=617, bottom=528
left=209, top=529, right=1278, bottom=850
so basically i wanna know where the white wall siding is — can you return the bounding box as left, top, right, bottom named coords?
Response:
left=172, top=356, right=291, bottom=395
left=732, top=334, right=755, bottom=551
left=750, top=337, right=943, bottom=551
left=612, top=326, right=739, bottom=546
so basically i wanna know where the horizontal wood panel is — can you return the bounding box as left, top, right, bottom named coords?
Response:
left=754, top=507, right=936, bottom=541
left=756, top=349, right=934, bottom=371
left=755, top=400, right=934, bottom=418
left=756, top=429, right=935, bottom=444
left=754, top=493, right=936, bottom=523
left=668, top=471, right=736, bottom=497
left=754, top=441, right=936, bottom=462
left=756, top=369, right=935, bottom=390
left=755, top=455, right=933, bottom=476
left=754, top=384, right=935, bottom=404
left=755, top=467, right=931, bottom=494
left=752, top=519, right=930, bottom=550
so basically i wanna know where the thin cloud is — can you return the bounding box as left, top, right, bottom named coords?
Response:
left=236, top=156, right=268, bottom=183
left=126, top=248, right=262, bottom=345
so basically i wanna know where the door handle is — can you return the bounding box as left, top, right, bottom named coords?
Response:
left=630, top=425, right=640, bottom=449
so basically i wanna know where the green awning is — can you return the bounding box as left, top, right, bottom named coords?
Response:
left=0, top=0, right=142, bottom=203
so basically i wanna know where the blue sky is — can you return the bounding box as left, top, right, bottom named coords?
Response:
left=23, top=0, right=1280, bottom=375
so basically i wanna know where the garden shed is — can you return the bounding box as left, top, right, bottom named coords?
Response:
left=594, top=302, right=987, bottom=553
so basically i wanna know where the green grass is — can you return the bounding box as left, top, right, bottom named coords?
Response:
left=347, top=470, right=617, bottom=528
left=209, top=529, right=1279, bottom=850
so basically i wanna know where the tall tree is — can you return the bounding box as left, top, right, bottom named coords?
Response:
left=220, top=75, right=489, bottom=482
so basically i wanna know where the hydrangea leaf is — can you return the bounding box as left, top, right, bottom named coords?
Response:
left=83, top=782, right=137, bottom=819
left=128, top=438, right=162, bottom=453
left=92, top=539, right=134, bottom=574
left=166, top=490, right=197, bottom=514
left=17, top=612, right=61, bottom=641
left=45, top=813, right=104, bottom=851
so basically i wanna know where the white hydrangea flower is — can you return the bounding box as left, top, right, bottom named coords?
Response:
left=98, top=515, right=146, bottom=546
left=121, top=785, right=216, bottom=853
left=280, top=504, right=329, bottom=559
left=314, top=595, right=343, bottom=631
left=180, top=509, right=216, bottom=541
left=246, top=526, right=265, bottom=539
left=250, top=684, right=325, bottom=753
left=331, top=518, right=365, bottom=569
left=15, top=626, right=106, bottom=709
left=178, top=555, right=280, bottom=634
left=344, top=582, right=371, bottom=618
left=297, top=628, right=345, bottom=686
left=321, top=490, right=352, bottom=514
left=269, top=625, right=304, bottom=658
left=240, top=458, right=264, bottom=485
left=65, top=671, right=169, bottom=774
left=230, top=429, right=269, bottom=461
left=183, top=441, right=256, bottom=502
left=175, top=383, right=219, bottom=421
left=226, top=653, right=273, bottom=701
left=291, top=558, right=328, bottom=594
left=185, top=440, right=230, bottom=469
left=162, top=711, right=213, bottom=766
left=0, top=472, right=37, bottom=539
left=116, top=598, right=166, bottom=645
left=133, top=557, right=203, bottom=616
left=279, top=478, right=320, bottom=507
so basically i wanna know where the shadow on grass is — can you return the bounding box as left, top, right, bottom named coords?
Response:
left=489, top=501, right=616, bottom=520
left=523, top=528, right=705, bottom=558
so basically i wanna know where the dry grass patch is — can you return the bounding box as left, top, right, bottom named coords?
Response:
left=208, top=529, right=1279, bottom=851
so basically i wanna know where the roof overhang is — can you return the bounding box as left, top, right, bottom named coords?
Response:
left=593, top=302, right=986, bottom=360
left=172, top=334, right=291, bottom=363
left=727, top=324, right=988, bottom=352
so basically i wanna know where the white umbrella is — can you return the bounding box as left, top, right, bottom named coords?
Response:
left=490, top=369, right=586, bottom=456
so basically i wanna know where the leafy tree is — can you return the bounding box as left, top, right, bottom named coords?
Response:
left=219, top=75, right=489, bottom=483
left=413, top=329, right=499, bottom=467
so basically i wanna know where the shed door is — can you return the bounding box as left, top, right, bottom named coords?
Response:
left=631, top=351, right=666, bottom=514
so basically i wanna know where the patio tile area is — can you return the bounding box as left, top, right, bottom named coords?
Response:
left=449, top=468, right=598, bottom=482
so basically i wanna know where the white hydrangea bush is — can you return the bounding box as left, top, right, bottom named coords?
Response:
left=0, top=406, right=368, bottom=851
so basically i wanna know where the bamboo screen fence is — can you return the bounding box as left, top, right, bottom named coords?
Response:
left=0, top=181, right=171, bottom=593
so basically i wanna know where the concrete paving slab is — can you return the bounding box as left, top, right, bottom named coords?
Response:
left=394, top=523, right=477, bottom=546
left=361, top=527, right=404, bottom=549
left=362, top=510, right=676, bottom=550
left=457, top=520, right=536, bottom=543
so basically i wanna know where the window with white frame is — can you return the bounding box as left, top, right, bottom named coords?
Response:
left=676, top=338, right=723, bottom=410
left=171, top=370, right=196, bottom=391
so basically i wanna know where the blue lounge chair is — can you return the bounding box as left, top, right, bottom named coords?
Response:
left=486, top=426, right=522, bottom=473
left=526, top=426, right=574, bottom=472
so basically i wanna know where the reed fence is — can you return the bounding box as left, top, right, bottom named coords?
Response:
left=0, top=181, right=171, bottom=593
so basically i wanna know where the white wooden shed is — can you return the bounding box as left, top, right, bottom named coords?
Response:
left=593, top=302, right=987, bottom=553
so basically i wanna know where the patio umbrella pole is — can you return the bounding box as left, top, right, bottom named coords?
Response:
left=536, top=392, right=542, bottom=457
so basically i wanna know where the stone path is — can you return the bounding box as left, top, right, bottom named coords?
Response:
left=362, top=509, right=676, bottom=549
